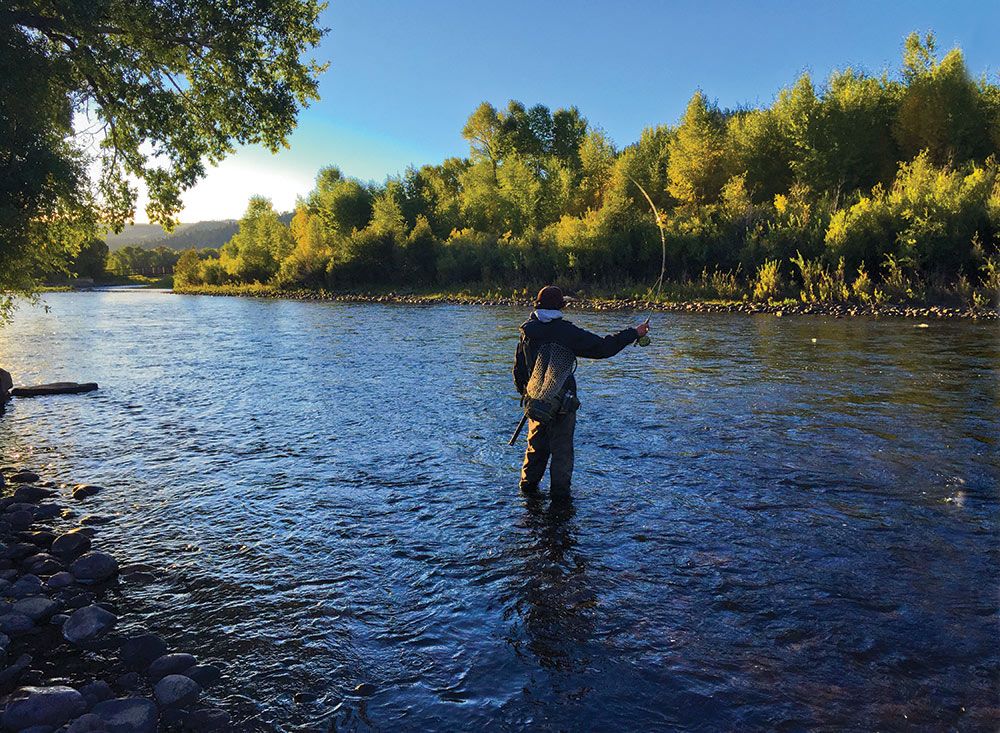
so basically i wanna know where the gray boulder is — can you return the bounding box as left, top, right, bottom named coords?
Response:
left=2, top=685, right=86, bottom=730
left=153, top=675, right=201, bottom=708
left=10, top=574, right=43, bottom=597
left=45, top=571, right=75, bottom=590
left=146, top=653, right=196, bottom=681
left=51, top=531, right=92, bottom=560
left=62, top=605, right=116, bottom=645
left=0, top=613, right=34, bottom=635
left=65, top=712, right=108, bottom=732
left=70, top=552, right=119, bottom=584
left=119, top=634, right=167, bottom=671
left=8, top=471, right=40, bottom=484
left=12, top=597, right=59, bottom=621
left=89, top=697, right=158, bottom=733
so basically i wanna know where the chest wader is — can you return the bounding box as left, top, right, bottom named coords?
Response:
left=518, top=342, right=580, bottom=495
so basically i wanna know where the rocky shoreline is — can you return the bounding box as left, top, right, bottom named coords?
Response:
left=173, top=286, right=1000, bottom=320
left=0, top=467, right=231, bottom=732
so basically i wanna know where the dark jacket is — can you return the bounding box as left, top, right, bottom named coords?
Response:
left=513, top=313, right=638, bottom=399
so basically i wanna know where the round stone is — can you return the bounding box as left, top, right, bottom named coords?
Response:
left=2, top=685, right=86, bottom=730
left=153, top=674, right=201, bottom=708
left=0, top=613, right=34, bottom=635
left=70, top=552, right=119, bottom=584
left=51, top=531, right=92, bottom=560
left=147, top=653, right=197, bottom=681
left=119, top=633, right=167, bottom=671
left=89, top=697, right=158, bottom=733
left=12, top=596, right=59, bottom=621
left=62, top=605, right=117, bottom=645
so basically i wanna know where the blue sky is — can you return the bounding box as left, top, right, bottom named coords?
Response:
left=166, top=0, right=1000, bottom=222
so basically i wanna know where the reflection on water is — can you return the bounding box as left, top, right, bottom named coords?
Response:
left=0, top=291, right=997, bottom=731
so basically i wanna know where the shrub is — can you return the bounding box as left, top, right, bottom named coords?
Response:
left=752, top=259, right=782, bottom=301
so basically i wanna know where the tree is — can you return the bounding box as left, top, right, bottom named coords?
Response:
left=667, top=91, right=727, bottom=205
left=894, top=33, right=989, bottom=164
left=72, top=239, right=109, bottom=279
left=1, top=0, right=326, bottom=319
left=221, top=197, right=293, bottom=283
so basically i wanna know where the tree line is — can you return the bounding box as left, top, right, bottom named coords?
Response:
left=176, top=33, right=1000, bottom=305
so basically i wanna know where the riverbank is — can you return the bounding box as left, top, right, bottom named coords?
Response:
left=0, top=465, right=231, bottom=731
left=173, top=284, right=999, bottom=320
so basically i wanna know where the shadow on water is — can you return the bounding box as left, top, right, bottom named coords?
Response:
left=0, top=292, right=997, bottom=731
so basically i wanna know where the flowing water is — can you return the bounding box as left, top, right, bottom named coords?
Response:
left=0, top=290, right=997, bottom=731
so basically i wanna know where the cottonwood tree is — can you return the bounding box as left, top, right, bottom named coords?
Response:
left=0, top=0, right=326, bottom=319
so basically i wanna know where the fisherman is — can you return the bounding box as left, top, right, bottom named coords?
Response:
left=513, top=285, right=650, bottom=496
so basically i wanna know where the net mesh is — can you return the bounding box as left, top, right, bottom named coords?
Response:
left=526, top=342, right=576, bottom=403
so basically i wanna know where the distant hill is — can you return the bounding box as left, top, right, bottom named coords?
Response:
left=104, top=212, right=293, bottom=251
left=105, top=220, right=239, bottom=251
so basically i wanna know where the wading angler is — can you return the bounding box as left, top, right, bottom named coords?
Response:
left=511, top=286, right=650, bottom=496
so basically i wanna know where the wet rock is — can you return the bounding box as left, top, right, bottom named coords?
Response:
left=184, top=708, right=231, bottom=730
left=184, top=664, right=221, bottom=689
left=12, top=486, right=55, bottom=503
left=62, top=605, right=116, bottom=645
left=4, top=542, right=39, bottom=560
left=153, top=674, right=201, bottom=708
left=72, top=485, right=102, bottom=501
left=119, top=634, right=167, bottom=671
left=51, top=532, right=92, bottom=560
left=7, top=510, right=34, bottom=531
left=353, top=682, right=377, bottom=696
left=2, top=685, right=86, bottom=730
left=10, top=574, right=43, bottom=598
left=12, top=597, right=59, bottom=621
left=20, top=530, right=56, bottom=549
left=114, top=672, right=141, bottom=691
left=89, top=697, right=158, bottom=733
left=0, top=579, right=10, bottom=595
left=0, top=654, right=31, bottom=688
left=23, top=553, right=63, bottom=576
left=0, top=369, right=11, bottom=401
left=49, top=614, right=68, bottom=627
left=66, top=712, right=107, bottom=732
left=293, top=692, right=316, bottom=704
left=46, top=572, right=75, bottom=590
left=0, top=633, right=9, bottom=652
left=11, top=382, right=99, bottom=397
left=34, top=503, right=62, bottom=520
left=0, top=612, right=34, bottom=635
left=8, top=471, right=40, bottom=484
left=78, top=680, right=114, bottom=707
left=147, top=653, right=196, bottom=681
left=70, top=552, right=118, bottom=584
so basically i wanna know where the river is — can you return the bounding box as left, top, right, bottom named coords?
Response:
left=0, top=290, right=997, bottom=731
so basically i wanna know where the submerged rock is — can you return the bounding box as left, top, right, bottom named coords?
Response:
left=2, top=685, right=87, bottom=730
left=70, top=552, right=119, bottom=584
left=62, top=605, right=116, bottom=644
left=72, top=485, right=103, bottom=501
left=119, top=633, right=167, bottom=671
left=11, top=382, right=99, bottom=397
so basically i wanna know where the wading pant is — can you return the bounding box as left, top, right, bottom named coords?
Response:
left=520, top=409, right=576, bottom=495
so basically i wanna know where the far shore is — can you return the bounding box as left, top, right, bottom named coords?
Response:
left=170, top=284, right=999, bottom=321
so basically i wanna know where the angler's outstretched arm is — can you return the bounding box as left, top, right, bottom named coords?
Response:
left=566, top=322, right=644, bottom=359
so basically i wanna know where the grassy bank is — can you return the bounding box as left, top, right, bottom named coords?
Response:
left=172, top=283, right=999, bottom=320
